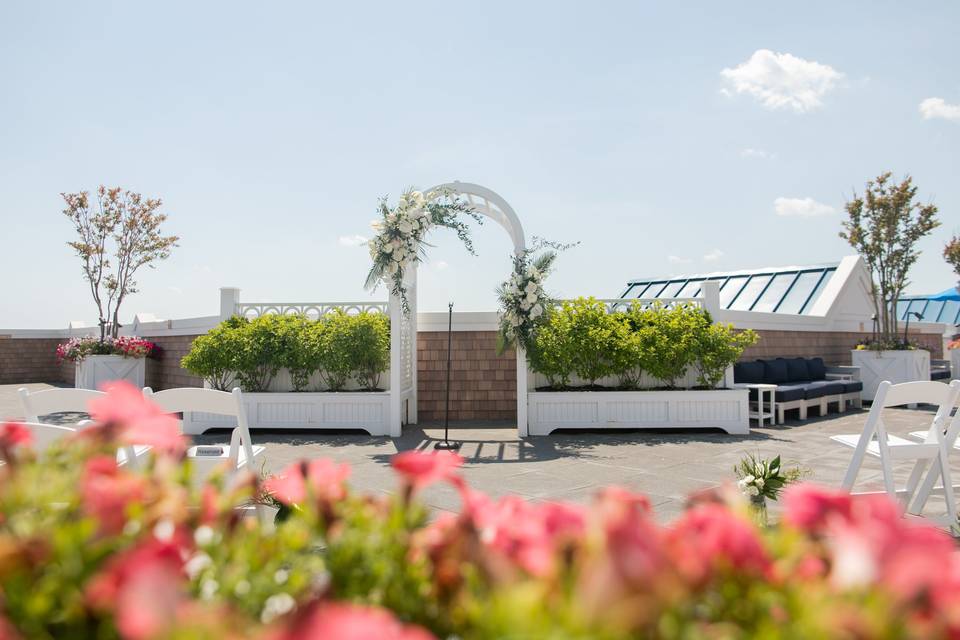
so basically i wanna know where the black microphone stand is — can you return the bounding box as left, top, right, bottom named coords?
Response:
left=435, top=302, right=461, bottom=450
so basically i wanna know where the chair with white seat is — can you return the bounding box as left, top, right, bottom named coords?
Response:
left=832, top=380, right=960, bottom=526
left=18, top=387, right=147, bottom=468
left=141, top=387, right=265, bottom=480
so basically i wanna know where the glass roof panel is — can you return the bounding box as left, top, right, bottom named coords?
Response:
left=799, top=270, right=833, bottom=314
left=729, top=275, right=771, bottom=310
left=675, top=279, right=704, bottom=298
left=939, top=300, right=960, bottom=324
left=659, top=280, right=687, bottom=298
left=719, top=276, right=749, bottom=308
left=775, top=271, right=825, bottom=314
left=752, top=273, right=797, bottom=312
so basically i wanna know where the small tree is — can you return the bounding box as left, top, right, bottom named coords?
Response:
left=62, top=186, right=179, bottom=341
left=839, top=172, right=939, bottom=345
left=945, top=234, right=960, bottom=292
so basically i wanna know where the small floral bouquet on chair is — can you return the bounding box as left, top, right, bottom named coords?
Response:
left=735, top=453, right=806, bottom=524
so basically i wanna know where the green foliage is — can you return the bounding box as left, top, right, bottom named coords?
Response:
left=945, top=234, right=960, bottom=286
left=181, top=311, right=391, bottom=393
left=345, top=312, right=391, bottom=390
left=529, top=299, right=757, bottom=390
left=840, top=172, right=940, bottom=342
left=181, top=323, right=243, bottom=390
left=275, top=314, right=324, bottom=392
left=528, top=306, right=577, bottom=389
left=693, top=323, right=759, bottom=388
left=233, top=315, right=286, bottom=392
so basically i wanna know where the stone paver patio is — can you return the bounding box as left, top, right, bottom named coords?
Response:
left=3, top=383, right=953, bottom=522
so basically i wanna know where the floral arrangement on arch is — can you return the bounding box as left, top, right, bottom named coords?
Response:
left=56, top=335, right=155, bottom=363
left=495, top=238, right=575, bottom=353
left=3, top=384, right=960, bottom=637
left=365, top=188, right=482, bottom=313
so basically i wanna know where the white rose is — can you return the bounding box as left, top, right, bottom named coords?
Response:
left=755, top=477, right=765, bottom=489
left=530, top=304, right=543, bottom=318
left=525, top=281, right=538, bottom=294
left=746, top=485, right=760, bottom=497
left=526, top=292, right=537, bottom=304
left=520, top=298, right=532, bottom=311
left=386, top=262, right=399, bottom=276
left=511, top=317, right=522, bottom=327
left=382, top=243, right=393, bottom=254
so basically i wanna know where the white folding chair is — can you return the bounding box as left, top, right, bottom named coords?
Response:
left=0, top=422, right=77, bottom=461
left=17, top=387, right=147, bottom=468
left=142, top=387, right=265, bottom=479
left=832, top=380, right=960, bottom=526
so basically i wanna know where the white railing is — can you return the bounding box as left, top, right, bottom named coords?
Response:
left=234, top=301, right=388, bottom=319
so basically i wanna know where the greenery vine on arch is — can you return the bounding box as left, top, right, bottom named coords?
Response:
left=364, top=188, right=482, bottom=313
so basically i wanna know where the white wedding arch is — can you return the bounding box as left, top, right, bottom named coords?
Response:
left=387, top=181, right=531, bottom=437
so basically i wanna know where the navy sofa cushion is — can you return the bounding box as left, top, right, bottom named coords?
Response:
left=841, top=380, right=863, bottom=394
left=801, top=380, right=845, bottom=399
left=931, top=369, right=951, bottom=381
left=781, top=357, right=810, bottom=382
left=751, top=385, right=807, bottom=403
left=734, top=361, right=765, bottom=384
left=759, top=359, right=790, bottom=384
left=806, top=357, right=827, bottom=380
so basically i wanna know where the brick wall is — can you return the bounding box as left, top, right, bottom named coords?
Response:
left=143, top=335, right=203, bottom=390
left=0, top=336, right=66, bottom=385
left=740, top=330, right=943, bottom=365
left=417, top=330, right=516, bottom=422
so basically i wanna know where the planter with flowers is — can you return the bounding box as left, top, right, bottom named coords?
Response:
left=57, top=335, right=155, bottom=390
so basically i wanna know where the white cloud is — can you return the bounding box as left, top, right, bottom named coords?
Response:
left=919, top=97, right=960, bottom=122
left=740, top=148, right=774, bottom=159
left=668, top=255, right=692, bottom=265
left=721, top=49, right=844, bottom=113
left=338, top=234, right=368, bottom=247
left=703, top=249, right=724, bottom=262
left=774, top=197, right=836, bottom=218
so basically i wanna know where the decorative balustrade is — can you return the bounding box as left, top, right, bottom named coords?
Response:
left=234, top=301, right=388, bottom=320
left=587, top=297, right=704, bottom=313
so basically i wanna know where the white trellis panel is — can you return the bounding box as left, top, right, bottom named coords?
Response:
left=235, top=301, right=388, bottom=319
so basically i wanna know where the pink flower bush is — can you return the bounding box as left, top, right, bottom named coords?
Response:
left=3, top=396, right=960, bottom=638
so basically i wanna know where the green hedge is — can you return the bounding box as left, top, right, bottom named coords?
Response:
left=181, top=311, right=390, bottom=392
left=528, top=297, right=757, bottom=390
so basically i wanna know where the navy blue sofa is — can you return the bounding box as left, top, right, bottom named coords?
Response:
left=734, top=357, right=863, bottom=423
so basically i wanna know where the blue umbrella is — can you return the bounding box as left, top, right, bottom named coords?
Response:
left=929, top=286, right=960, bottom=301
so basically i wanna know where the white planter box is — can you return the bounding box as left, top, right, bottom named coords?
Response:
left=527, top=389, right=749, bottom=436
left=951, top=350, right=960, bottom=379
left=851, top=349, right=931, bottom=402
left=181, top=391, right=391, bottom=436
left=75, top=355, right=146, bottom=390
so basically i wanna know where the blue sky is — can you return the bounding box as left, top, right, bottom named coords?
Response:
left=1, top=1, right=957, bottom=328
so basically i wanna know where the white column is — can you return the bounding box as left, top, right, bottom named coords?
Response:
left=516, top=345, right=529, bottom=437
left=408, top=269, right=419, bottom=424
left=219, top=287, right=240, bottom=321
left=388, top=292, right=403, bottom=437
left=701, top=280, right=721, bottom=319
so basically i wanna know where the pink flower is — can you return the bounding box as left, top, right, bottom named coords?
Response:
left=667, top=504, right=770, bottom=585
left=86, top=539, right=185, bottom=640
left=271, top=602, right=435, bottom=640
left=391, top=450, right=463, bottom=489
left=0, top=422, right=32, bottom=449
left=782, top=483, right=854, bottom=533
left=264, top=459, right=351, bottom=506
left=80, top=455, right=146, bottom=535
left=88, top=381, right=185, bottom=454
left=595, top=487, right=666, bottom=585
